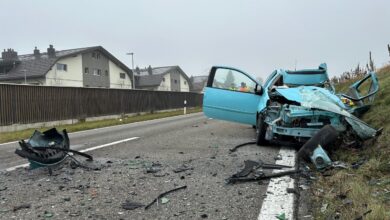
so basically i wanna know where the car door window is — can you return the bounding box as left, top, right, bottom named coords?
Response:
left=212, top=68, right=256, bottom=93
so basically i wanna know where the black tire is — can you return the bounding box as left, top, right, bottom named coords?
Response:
left=256, top=113, right=267, bottom=146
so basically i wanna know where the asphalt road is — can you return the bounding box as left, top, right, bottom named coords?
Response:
left=0, top=113, right=281, bottom=219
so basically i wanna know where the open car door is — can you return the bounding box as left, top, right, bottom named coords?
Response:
left=341, top=72, right=379, bottom=116
left=203, top=66, right=263, bottom=126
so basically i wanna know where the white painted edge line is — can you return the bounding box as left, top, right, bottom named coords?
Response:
left=258, top=147, right=296, bottom=220
left=4, top=137, right=140, bottom=172
left=0, top=112, right=202, bottom=146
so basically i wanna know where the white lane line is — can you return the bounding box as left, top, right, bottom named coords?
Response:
left=258, top=147, right=296, bottom=220
left=79, top=137, right=139, bottom=152
left=4, top=137, right=139, bottom=172
left=0, top=112, right=202, bottom=146
left=5, top=163, right=29, bottom=172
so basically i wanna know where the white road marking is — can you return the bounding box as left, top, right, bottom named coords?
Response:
left=5, top=163, right=29, bottom=172
left=79, top=137, right=139, bottom=153
left=258, top=147, right=296, bottom=220
left=4, top=137, right=139, bottom=172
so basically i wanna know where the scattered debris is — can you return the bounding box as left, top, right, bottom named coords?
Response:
left=351, top=158, right=366, bottom=169
left=13, top=203, right=31, bottom=212
left=161, top=197, right=169, bottom=204
left=14, top=128, right=93, bottom=173
left=332, top=161, right=349, bottom=169
left=342, top=198, right=353, bottom=206
left=145, top=185, right=187, bottom=210
left=200, top=213, right=208, bottom=218
left=121, top=200, right=144, bottom=210
left=172, top=164, right=193, bottom=173
left=229, top=141, right=256, bottom=153
left=276, top=212, right=286, bottom=220
left=354, top=209, right=372, bottom=220
left=44, top=210, right=54, bottom=218
left=274, top=154, right=282, bottom=161
left=145, top=162, right=162, bottom=174
left=226, top=170, right=299, bottom=184
left=320, top=203, right=328, bottom=213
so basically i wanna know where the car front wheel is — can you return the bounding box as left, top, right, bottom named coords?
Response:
left=256, top=113, right=267, bottom=146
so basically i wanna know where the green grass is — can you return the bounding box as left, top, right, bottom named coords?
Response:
left=0, top=107, right=203, bottom=144
left=312, top=65, right=390, bottom=219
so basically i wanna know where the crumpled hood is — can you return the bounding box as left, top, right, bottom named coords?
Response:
left=273, top=86, right=377, bottom=140
left=274, top=86, right=348, bottom=116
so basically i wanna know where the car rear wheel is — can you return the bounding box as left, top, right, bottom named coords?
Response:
left=256, top=113, right=267, bottom=146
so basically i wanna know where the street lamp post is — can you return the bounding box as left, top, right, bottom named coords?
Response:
left=126, top=52, right=135, bottom=89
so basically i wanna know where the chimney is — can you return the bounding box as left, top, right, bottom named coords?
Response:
left=135, top=66, right=140, bottom=75
left=147, top=65, right=153, bottom=75
left=1, top=48, right=18, bottom=61
left=47, top=44, right=56, bottom=58
left=33, top=47, right=41, bottom=59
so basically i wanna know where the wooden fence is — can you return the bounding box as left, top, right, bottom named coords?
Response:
left=0, top=84, right=203, bottom=126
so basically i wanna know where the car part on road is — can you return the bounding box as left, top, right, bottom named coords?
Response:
left=172, top=164, right=193, bottom=173
left=297, top=125, right=338, bottom=161
left=144, top=185, right=187, bottom=210
left=309, top=145, right=332, bottom=170
left=14, top=128, right=93, bottom=173
left=227, top=170, right=300, bottom=184
left=121, top=200, right=144, bottom=210
left=229, top=141, right=256, bottom=153
left=12, top=203, right=31, bottom=212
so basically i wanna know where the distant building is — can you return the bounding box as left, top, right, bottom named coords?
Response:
left=0, top=45, right=133, bottom=89
left=134, top=65, right=191, bottom=92
left=190, top=75, right=208, bottom=93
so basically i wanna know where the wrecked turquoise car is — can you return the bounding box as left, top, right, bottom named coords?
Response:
left=203, top=64, right=380, bottom=146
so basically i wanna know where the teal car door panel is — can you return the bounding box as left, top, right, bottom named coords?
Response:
left=203, top=66, right=263, bottom=125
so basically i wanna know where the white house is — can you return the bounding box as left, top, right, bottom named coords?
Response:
left=0, top=45, right=133, bottom=89
left=134, top=65, right=191, bottom=92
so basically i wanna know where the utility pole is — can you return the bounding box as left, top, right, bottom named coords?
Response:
left=126, top=52, right=135, bottom=89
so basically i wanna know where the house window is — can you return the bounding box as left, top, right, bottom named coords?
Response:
left=174, top=79, right=178, bottom=84
left=92, top=52, right=96, bottom=58
left=56, top=63, right=67, bottom=71
left=84, top=67, right=89, bottom=74
left=96, top=53, right=101, bottom=59
left=93, top=69, right=98, bottom=75
left=105, top=70, right=109, bottom=76
left=162, top=78, right=165, bottom=82
left=120, top=73, right=126, bottom=79
left=97, top=69, right=101, bottom=76
left=184, top=81, right=187, bottom=85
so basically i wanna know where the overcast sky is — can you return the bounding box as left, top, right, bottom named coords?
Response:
left=1, top=0, right=390, bottom=79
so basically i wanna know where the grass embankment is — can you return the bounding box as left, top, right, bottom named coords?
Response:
left=0, top=107, right=203, bottom=144
left=313, top=65, right=390, bottom=219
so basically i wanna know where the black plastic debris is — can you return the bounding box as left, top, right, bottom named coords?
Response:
left=226, top=159, right=296, bottom=184
left=229, top=141, right=256, bottom=153
left=227, top=170, right=300, bottom=184
left=14, top=128, right=93, bottom=170
left=172, top=164, right=193, bottom=173
left=13, top=203, right=31, bottom=212
left=121, top=200, right=144, bottom=210
left=145, top=185, right=187, bottom=210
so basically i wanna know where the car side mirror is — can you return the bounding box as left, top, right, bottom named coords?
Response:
left=255, top=84, right=263, bottom=95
